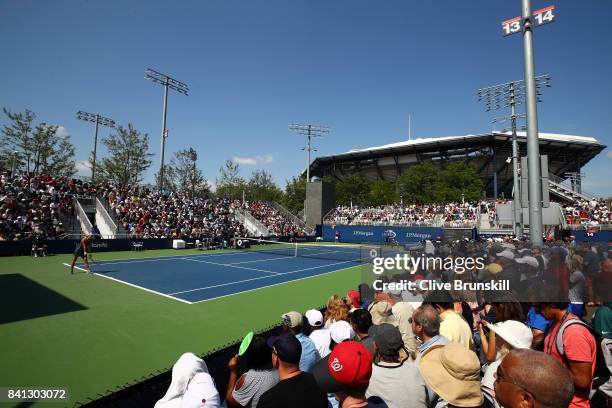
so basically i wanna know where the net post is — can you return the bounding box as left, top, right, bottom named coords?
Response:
left=294, top=242, right=298, bottom=257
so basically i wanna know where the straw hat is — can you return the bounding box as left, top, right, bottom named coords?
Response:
left=419, top=343, right=483, bottom=407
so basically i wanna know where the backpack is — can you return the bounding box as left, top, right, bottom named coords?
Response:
left=555, top=318, right=611, bottom=386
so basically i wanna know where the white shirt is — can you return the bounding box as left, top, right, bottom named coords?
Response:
left=309, top=328, right=331, bottom=358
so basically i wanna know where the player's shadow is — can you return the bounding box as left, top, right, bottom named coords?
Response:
left=0, top=274, right=88, bottom=324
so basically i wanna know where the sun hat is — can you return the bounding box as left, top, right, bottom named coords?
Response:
left=305, top=309, right=324, bottom=327
left=419, top=342, right=484, bottom=407
left=329, top=320, right=354, bottom=344
left=312, top=341, right=373, bottom=393
left=486, top=263, right=503, bottom=275
left=487, top=320, right=533, bottom=350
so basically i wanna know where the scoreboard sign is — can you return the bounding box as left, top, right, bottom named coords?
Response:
left=502, top=5, right=556, bottom=36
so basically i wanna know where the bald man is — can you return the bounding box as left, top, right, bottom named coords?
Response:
left=494, top=349, right=574, bottom=408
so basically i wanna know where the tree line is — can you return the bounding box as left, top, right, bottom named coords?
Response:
left=1, top=107, right=483, bottom=213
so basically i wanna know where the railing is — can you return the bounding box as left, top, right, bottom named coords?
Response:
left=74, top=197, right=93, bottom=235
left=96, top=197, right=118, bottom=234
left=234, top=208, right=270, bottom=236
left=264, top=201, right=315, bottom=235
left=548, top=173, right=599, bottom=201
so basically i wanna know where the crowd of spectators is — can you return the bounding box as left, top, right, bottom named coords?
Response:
left=563, top=199, right=611, bottom=227
left=246, top=200, right=309, bottom=237
left=325, top=202, right=481, bottom=227
left=0, top=172, right=77, bottom=241
left=102, top=185, right=247, bottom=240
left=158, top=237, right=612, bottom=408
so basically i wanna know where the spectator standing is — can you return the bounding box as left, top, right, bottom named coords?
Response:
left=225, top=336, right=279, bottom=408
left=306, top=309, right=331, bottom=359
left=591, top=302, right=612, bottom=406
left=257, top=334, right=327, bottom=408
left=423, top=290, right=473, bottom=350
left=313, top=341, right=388, bottom=408
left=366, top=324, right=427, bottom=408
left=538, top=295, right=597, bottom=408
left=480, top=320, right=533, bottom=406
left=381, top=288, right=417, bottom=355
left=155, top=352, right=221, bottom=408
left=349, top=309, right=376, bottom=358
left=494, top=349, right=574, bottom=408
left=281, top=311, right=320, bottom=372
left=411, top=305, right=449, bottom=364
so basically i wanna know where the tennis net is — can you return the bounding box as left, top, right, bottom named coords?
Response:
left=236, top=237, right=372, bottom=263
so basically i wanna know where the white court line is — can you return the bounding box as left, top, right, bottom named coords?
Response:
left=182, top=258, right=281, bottom=275
left=208, top=255, right=296, bottom=266
left=83, top=249, right=255, bottom=265
left=188, top=264, right=358, bottom=304
left=62, top=262, right=193, bottom=304
left=169, top=259, right=354, bottom=296
left=63, top=262, right=88, bottom=273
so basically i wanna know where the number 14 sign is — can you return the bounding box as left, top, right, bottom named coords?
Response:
left=502, top=5, right=556, bottom=36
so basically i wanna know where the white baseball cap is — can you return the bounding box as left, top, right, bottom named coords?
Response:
left=305, top=309, right=324, bottom=327
left=495, top=250, right=515, bottom=260
left=329, top=320, right=354, bottom=344
left=488, top=320, right=533, bottom=349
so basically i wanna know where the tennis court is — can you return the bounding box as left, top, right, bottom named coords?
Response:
left=63, top=241, right=368, bottom=304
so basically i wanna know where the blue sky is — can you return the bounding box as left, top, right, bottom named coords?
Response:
left=1, top=0, right=611, bottom=195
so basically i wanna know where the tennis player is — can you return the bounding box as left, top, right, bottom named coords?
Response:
left=69, top=235, right=93, bottom=274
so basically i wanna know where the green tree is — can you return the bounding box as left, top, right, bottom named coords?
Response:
left=396, top=161, right=446, bottom=204
left=368, top=180, right=397, bottom=206
left=282, top=175, right=307, bottom=214
left=1, top=108, right=75, bottom=176
left=441, top=161, right=482, bottom=202
left=247, top=169, right=283, bottom=201
left=216, top=159, right=246, bottom=199
left=97, top=124, right=153, bottom=184
left=160, top=147, right=210, bottom=198
left=335, top=173, right=371, bottom=206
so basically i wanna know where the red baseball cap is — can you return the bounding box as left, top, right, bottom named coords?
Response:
left=312, top=341, right=372, bottom=392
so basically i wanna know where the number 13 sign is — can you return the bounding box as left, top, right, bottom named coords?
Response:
left=502, top=5, right=556, bottom=36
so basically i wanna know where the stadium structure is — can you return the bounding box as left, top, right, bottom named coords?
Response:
left=308, top=131, right=606, bottom=201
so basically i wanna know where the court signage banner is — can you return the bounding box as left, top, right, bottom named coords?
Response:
left=322, top=225, right=443, bottom=244
left=0, top=238, right=175, bottom=256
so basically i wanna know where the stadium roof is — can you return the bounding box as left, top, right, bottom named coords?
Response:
left=309, top=131, right=606, bottom=197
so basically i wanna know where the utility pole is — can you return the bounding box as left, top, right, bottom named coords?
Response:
left=145, top=68, right=189, bottom=191
left=289, top=124, right=330, bottom=221
left=500, top=2, right=556, bottom=244
left=76, top=111, right=115, bottom=183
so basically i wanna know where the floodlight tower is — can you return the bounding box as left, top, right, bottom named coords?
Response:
left=289, top=124, right=330, bottom=221
left=76, top=111, right=116, bottom=182
left=145, top=68, right=189, bottom=190
left=477, top=75, right=551, bottom=237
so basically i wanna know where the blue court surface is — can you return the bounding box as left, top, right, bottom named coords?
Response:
left=66, top=244, right=364, bottom=304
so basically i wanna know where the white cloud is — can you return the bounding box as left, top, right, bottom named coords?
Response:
left=607, top=150, right=612, bottom=158
left=55, top=126, right=69, bottom=138
left=208, top=179, right=217, bottom=192
left=232, top=154, right=274, bottom=166
left=74, top=160, right=91, bottom=173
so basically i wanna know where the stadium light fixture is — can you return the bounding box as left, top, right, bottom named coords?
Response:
left=477, top=75, right=551, bottom=239
left=289, top=123, right=330, bottom=223
left=145, top=68, right=189, bottom=190
left=76, top=110, right=116, bottom=182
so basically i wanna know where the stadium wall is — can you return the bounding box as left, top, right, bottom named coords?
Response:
left=322, top=225, right=443, bottom=244
left=569, top=228, right=612, bottom=243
